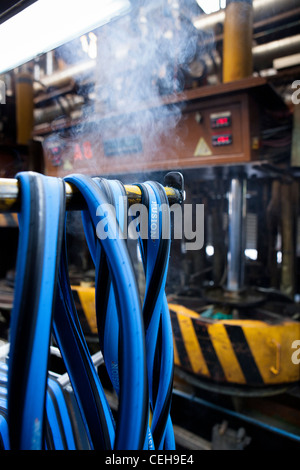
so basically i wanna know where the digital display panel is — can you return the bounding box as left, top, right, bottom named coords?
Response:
left=210, top=112, right=232, bottom=129
left=212, top=134, right=233, bottom=147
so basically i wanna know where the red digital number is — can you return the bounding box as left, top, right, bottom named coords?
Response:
left=74, top=142, right=93, bottom=161
left=83, top=141, right=93, bottom=160
left=218, top=136, right=229, bottom=143
left=74, top=143, right=83, bottom=160
left=217, top=118, right=228, bottom=125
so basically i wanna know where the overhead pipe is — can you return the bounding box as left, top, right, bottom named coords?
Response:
left=32, top=32, right=300, bottom=96
left=31, top=3, right=300, bottom=93
left=253, top=34, right=300, bottom=70
left=33, top=59, right=96, bottom=93
left=193, top=0, right=299, bottom=32
left=252, top=0, right=299, bottom=24
left=34, top=95, right=85, bottom=125
left=190, top=33, right=300, bottom=77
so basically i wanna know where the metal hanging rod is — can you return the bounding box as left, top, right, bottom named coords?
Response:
left=0, top=172, right=185, bottom=213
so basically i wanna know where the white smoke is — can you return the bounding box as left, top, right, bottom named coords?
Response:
left=43, top=0, right=214, bottom=174
left=92, top=0, right=201, bottom=158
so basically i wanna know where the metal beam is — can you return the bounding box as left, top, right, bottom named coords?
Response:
left=193, top=0, right=299, bottom=31
left=0, top=176, right=184, bottom=213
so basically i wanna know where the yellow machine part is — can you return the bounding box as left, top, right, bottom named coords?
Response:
left=72, top=285, right=98, bottom=334
left=72, top=286, right=300, bottom=387
left=0, top=213, right=18, bottom=228
left=169, top=303, right=300, bottom=387
left=15, top=73, right=34, bottom=146
left=223, top=1, right=253, bottom=83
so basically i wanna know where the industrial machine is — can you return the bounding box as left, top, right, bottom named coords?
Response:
left=40, top=76, right=284, bottom=175
left=1, top=0, right=300, bottom=450
left=36, top=72, right=299, bottom=389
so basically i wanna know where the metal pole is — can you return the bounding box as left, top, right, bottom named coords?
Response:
left=227, top=177, right=247, bottom=292
left=0, top=176, right=184, bottom=213
left=223, top=0, right=253, bottom=83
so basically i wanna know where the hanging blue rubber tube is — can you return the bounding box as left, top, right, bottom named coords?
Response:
left=82, top=178, right=153, bottom=450
left=0, top=364, right=78, bottom=450
left=7, top=172, right=65, bottom=450
left=0, top=411, right=9, bottom=450
left=53, top=224, right=116, bottom=450
left=133, top=181, right=175, bottom=450
left=94, top=178, right=175, bottom=450
left=2, top=171, right=175, bottom=451
left=61, top=174, right=148, bottom=450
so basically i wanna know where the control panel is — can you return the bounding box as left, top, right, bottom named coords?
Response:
left=40, top=79, right=267, bottom=177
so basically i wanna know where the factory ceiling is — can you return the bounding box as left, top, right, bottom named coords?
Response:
left=0, top=0, right=37, bottom=24
left=1, top=0, right=299, bottom=110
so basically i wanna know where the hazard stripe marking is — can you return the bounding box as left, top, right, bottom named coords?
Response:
left=76, top=288, right=97, bottom=334
left=176, top=313, right=210, bottom=377
left=71, top=289, right=94, bottom=336
left=193, top=321, right=226, bottom=382
left=207, top=323, right=246, bottom=384
left=170, top=310, right=193, bottom=372
left=225, top=325, right=264, bottom=385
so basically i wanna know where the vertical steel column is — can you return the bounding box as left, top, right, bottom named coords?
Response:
left=227, top=177, right=247, bottom=292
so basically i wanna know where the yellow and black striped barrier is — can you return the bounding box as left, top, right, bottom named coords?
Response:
left=0, top=213, right=18, bottom=228
left=71, top=285, right=98, bottom=336
left=71, top=286, right=300, bottom=388
left=169, top=303, right=300, bottom=388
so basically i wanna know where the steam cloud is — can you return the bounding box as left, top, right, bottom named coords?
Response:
left=44, top=0, right=214, bottom=175
left=94, top=1, right=200, bottom=158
